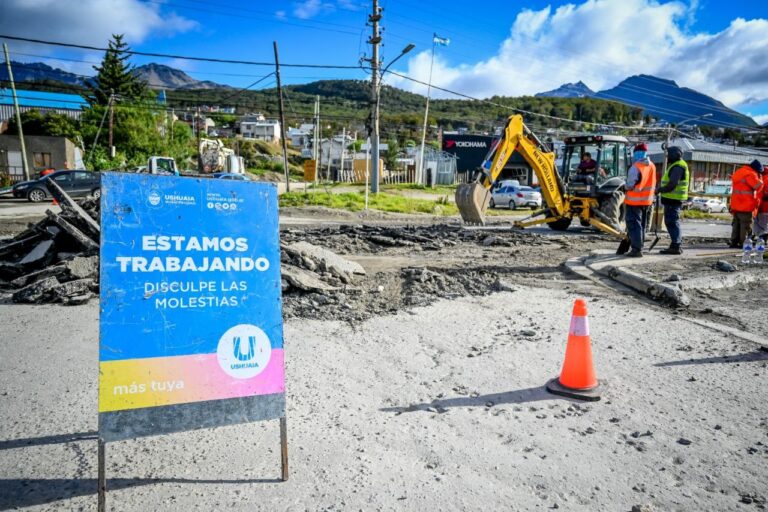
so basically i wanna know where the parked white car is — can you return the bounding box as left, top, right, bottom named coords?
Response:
left=690, top=197, right=728, bottom=213
left=490, top=185, right=542, bottom=210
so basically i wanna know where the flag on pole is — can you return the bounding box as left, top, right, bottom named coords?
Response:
left=433, top=34, right=450, bottom=46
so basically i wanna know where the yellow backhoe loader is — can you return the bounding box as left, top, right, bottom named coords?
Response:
left=455, top=115, right=630, bottom=239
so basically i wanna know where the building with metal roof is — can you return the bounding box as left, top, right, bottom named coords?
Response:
left=0, top=88, right=87, bottom=127
left=648, top=137, right=768, bottom=193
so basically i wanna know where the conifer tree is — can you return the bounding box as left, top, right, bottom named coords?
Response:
left=86, top=34, right=146, bottom=105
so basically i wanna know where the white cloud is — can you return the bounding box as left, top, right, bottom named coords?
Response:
left=389, top=0, right=768, bottom=110
left=0, top=0, right=197, bottom=74
left=293, top=0, right=326, bottom=19
left=752, top=114, right=768, bottom=125
left=291, top=0, right=355, bottom=19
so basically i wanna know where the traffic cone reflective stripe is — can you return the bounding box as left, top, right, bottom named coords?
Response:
left=546, top=298, right=602, bottom=401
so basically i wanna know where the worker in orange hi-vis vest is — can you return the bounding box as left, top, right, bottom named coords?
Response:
left=623, top=143, right=656, bottom=257
left=753, top=164, right=768, bottom=243
left=729, top=160, right=764, bottom=248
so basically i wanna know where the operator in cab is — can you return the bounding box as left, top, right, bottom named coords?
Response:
left=576, top=152, right=606, bottom=180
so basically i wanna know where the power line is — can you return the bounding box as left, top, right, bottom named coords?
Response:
left=0, top=34, right=366, bottom=69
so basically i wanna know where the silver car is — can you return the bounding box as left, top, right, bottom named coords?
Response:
left=490, top=185, right=542, bottom=210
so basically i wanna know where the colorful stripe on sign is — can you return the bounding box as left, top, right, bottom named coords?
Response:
left=99, top=349, right=284, bottom=412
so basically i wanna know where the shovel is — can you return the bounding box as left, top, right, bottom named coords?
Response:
left=647, top=193, right=662, bottom=251
left=616, top=236, right=631, bottom=255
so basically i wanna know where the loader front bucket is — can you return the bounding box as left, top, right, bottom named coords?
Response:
left=455, top=182, right=491, bottom=224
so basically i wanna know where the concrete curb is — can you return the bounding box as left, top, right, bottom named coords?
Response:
left=565, top=254, right=766, bottom=348
left=599, top=264, right=691, bottom=308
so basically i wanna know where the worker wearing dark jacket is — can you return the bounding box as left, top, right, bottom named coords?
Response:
left=657, top=146, right=688, bottom=255
left=729, top=159, right=764, bottom=247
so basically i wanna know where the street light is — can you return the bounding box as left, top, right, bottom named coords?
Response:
left=371, top=43, right=415, bottom=193
left=653, top=113, right=713, bottom=234
left=662, top=112, right=713, bottom=164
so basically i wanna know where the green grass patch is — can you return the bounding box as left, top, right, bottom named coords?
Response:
left=279, top=191, right=458, bottom=216
left=383, top=183, right=458, bottom=195
left=682, top=209, right=730, bottom=221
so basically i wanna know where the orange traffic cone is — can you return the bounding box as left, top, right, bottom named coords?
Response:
left=52, top=198, right=58, bottom=206
left=546, top=298, right=602, bottom=401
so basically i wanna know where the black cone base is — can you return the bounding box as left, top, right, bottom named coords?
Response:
left=545, top=378, right=602, bottom=402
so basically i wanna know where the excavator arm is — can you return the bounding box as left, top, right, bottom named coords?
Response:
left=455, top=115, right=567, bottom=223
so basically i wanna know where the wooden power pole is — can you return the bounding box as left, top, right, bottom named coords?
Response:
left=273, top=41, right=291, bottom=192
left=3, top=43, right=30, bottom=181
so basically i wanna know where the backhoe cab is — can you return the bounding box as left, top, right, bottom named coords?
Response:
left=560, top=135, right=631, bottom=229
left=455, top=115, right=629, bottom=239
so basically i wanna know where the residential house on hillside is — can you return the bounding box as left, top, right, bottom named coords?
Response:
left=0, top=88, right=87, bottom=130
left=238, top=112, right=281, bottom=143
left=288, top=123, right=314, bottom=149
left=319, top=134, right=354, bottom=168
left=177, top=111, right=216, bottom=135
left=648, top=137, right=768, bottom=193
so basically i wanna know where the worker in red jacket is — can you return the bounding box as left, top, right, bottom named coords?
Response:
left=729, top=159, right=764, bottom=247
left=754, top=164, right=768, bottom=242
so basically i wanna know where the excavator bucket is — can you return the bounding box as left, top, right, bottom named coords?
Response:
left=455, top=182, right=491, bottom=224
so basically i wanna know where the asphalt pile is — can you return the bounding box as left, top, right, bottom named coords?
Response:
left=0, top=181, right=100, bottom=305
left=280, top=224, right=549, bottom=254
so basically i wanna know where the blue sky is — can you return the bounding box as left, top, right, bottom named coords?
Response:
left=1, top=0, right=767, bottom=123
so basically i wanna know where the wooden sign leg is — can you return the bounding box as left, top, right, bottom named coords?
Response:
left=280, top=417, right=289, bottom=481
left=98, top=439, right=107, bottom=512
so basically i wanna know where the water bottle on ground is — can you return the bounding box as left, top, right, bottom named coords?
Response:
left=742, top=238, right=753, bottom=265
left=756, top=238, right=765, bottom=265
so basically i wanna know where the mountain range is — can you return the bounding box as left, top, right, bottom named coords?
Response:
left=132, top=63, right=229, bottom=90
left=0, top=60, right=757, bottom=127
left=537, top=75, right=756, bottom=127
left=535, top=81, right=594, bottom=98
left=0, top=61, right=228, bottom=90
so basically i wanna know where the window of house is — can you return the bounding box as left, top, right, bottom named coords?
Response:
left=33, top=152, right=52, bottom=169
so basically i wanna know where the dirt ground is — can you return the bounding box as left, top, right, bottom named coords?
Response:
left=1, top=216, right=767, bottom=511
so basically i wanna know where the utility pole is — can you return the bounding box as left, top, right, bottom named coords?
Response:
left=108, top=89, right=115, bottom=158
left=314, top=95, right=319, bottom=187
left=273, top=41, right=291, bottom=192
left=340, top=126, right=346, bottom=181
left=3, top=43, right=30, bottom=181
left=196, top=105, right=202, bottom=172
left=418, top=37, right=436, bottom=186
left=368, top=0, right=382, bottom=193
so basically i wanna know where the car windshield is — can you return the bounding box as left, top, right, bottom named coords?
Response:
left=520, top=186, right=534, bottom=192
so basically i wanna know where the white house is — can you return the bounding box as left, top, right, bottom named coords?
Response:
left=288, top=124, right=314, bottom=148
left=319, top=134, right=355, bottom=167
left=240, top=118, right=281, bottom=143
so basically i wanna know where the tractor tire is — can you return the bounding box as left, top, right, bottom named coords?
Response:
left=547, top=216, right=572, bottom=231
left=599, top=190, right=626, bottom=230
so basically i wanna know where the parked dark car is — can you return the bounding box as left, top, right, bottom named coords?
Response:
left=12, top=170, right=101, bottom=203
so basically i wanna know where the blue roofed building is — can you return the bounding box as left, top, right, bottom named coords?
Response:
left=0, top=88, right=88, bottom=128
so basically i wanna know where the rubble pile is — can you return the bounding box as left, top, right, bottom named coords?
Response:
left=0, top=181, right=100, bottom=305
left=281, top=240, right=366, bottom=293
left=280, top=224, right=551, bottom=254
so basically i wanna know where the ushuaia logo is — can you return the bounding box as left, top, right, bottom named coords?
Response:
left=147, top=190, right=162, bottom=206
left=217, top=324, right=272, bottom=379
left=233, top=336, right=256, bottom=362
